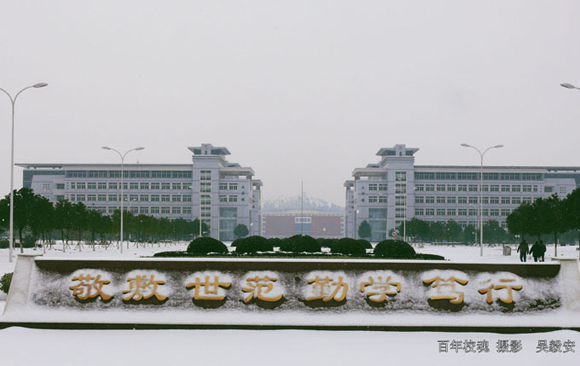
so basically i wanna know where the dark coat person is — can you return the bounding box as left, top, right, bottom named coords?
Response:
left=517, top=240, right=529, bottom=262
left=530, top=242, right=542, bottom=262
left=539, top=240, right=546, bottom=262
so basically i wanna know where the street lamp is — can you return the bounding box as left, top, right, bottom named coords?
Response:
left=101, top=146, right=144, bottom=254
left=461, top=143, right=504, bottom=256
left=561, top=83, right=580, bottom=90
left=0, top=83, right=48, bottom=263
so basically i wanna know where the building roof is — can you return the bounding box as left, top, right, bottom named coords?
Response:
left=16, top=163, right=192, bottom=170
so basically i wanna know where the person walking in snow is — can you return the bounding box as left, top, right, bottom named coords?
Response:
left=530, top=241, right=541, bottom=262
left=517, top=239, right=529, bottom=262
left=539, top=240, right=546, bottom=262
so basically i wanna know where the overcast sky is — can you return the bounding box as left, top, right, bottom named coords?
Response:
left=1, top=1, right=579, bottom=206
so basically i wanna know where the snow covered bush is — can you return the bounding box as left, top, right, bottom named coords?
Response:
left=186, top=237, right=228, bottom=254
left=331, top=238, right=368, bottom=255
left=234, top=236, right=273, bottom=253
left=374, top=240, right=416, bottom=259
left=0, top=272, right=13, bottom=294
left=279, top=235, right=321, bottom=253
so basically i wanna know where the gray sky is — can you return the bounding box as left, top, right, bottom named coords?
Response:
left=1, top=1, right=579, bottom=206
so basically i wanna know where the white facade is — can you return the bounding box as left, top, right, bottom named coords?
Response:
left=19, top=144, right=262, bottom=241
left=345, top=144, right=580, bottom=242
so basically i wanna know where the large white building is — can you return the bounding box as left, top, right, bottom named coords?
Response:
left=345, top=144, right=580, bottom=242
left=18, top=144, right=262, bottom=241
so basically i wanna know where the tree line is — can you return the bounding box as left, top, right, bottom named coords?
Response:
left=0, top=188, right=209, bottom=251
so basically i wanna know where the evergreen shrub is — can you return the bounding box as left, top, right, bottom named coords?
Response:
left=374, top=240, right=416, bottom=259
left=234, top=236, right=273, bottom=254
left=186, top=237, right=228, bottom=254
left=279, top=235, right=321, bottom=253
left=331, top=238, right=368, bottom=255
left=0, top=272, right=13, bottom=294
left=0, top=239, right=8, bottom=249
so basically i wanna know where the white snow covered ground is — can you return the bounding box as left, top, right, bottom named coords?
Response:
left=0, top=242, right=579, bottom=365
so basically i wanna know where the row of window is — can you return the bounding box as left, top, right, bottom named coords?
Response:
left=70, top=194, right=193, bottom=203
left=218, top=182, right=240, bottom=190
left=68, top=182, right=192, bottom=191
left=415, top=196, right=535, bottom=205
left=66, top=170, right=192, bottom=179
left=415, top=208, right=512, bottom=217
left=415, top=184, right=540, bottom=193
left=414, top=172, right=543, bottom=181
left=91, top=206, right=193, bottom=215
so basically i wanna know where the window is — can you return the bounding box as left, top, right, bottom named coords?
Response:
left=98, top=182, right=107, bottom=190
left=200, top=170, right=211, bottom=181
left=152, top=171, right=171, bottom=179
left=172, top=195, right=181, bottom=202
left=151, top=195, right=160, bottom=202
left=458, top=197, right=467, bottom=204
left=415, top=184, right=424, bottom=192
left=447, top=209, right=456, bottom=216
left=501, top=209, right=511, bottom=216
left=151, top=207, right=160, bottom=214
left=130, top=182, right=139, bottom=190
left=490, top=185, right=499, bottom=192
left=229, top=183, right=238, bottom=190
left=533, top=185, right=539, bottom=192
left=436, top=197, right=446, bottom=204
left=458, top=209, right=467, bottom=216
left=87, top=194, right=96, bottom=202
left=447, top=197, right=456, bottom=204
left=201, top=194, right=211, bottom=205
left=56, top=183, right=65, bottom=190
left=522, top=185, right=532, bottom=192
left=219, top=182, right=228, bottom=190
left=183, top=195, right=192, bottom=202
left=129, top=194, right=138, bottom=202
left=172, top=183, right=181, bottom=190
left=42, top=183, right=51, bottom=191
left=77, top=182, right=86, bottom=190
left=201, top=182, right=211, bottom=192
left=501, top=197, right=510, bottom=205
left=140, top=183, right=149, bottom=190
left=501, top=185, right=510, bottom=192
left=512, top=197, right=521, bottom=204
left=161, top=195, right=170, bottom=202
left=98, top=194, right=106, bottom=202
left=201, top=207, right=211, bottom=217
left=425, top=196, right=435, bottom=204
left=140, top=207, right=149, bottom=214
left=228, top=195, right=238, bottom=202
left=108, top=194, right=118, bottom=202
left=368, top=184, right=378, bottom=191
left=161, top=207, right=170, bottom=214
left=183, top=183, right=191, bottom=190
left=511, top=185, right=521, bottom=192
left=469, top=197, right=478, bottom=204
left=395, top=171, right=407, bottom=181
left=436, top=209, right=446, bottom=216
left=482, top=197, right=489, bottom=204
left=162, top=183, right=171, bottom=190
left=490, top=209, right=499, bottom=216
left=481, top=185, right=489, bottom=192
left=140, top=195, right=149, bottom=202
left=458, top=185, right=467, bottom=192
left=395, top=184, right=406, bottom=193
left=490, top=197, right=499, bottom=204
left=130, top=207, right=138, bottom=214
left=378, top=196, right=387, bottom=203
left=523, top=197, right=532, bottom=204
left=396, top=208, right=406, bottom=218
left=426, top=209, right=435, bottom=216
left=415, top=196, right=424, bottom=204
left=425, top=184, right=435, bottom=192
left=415, top=208, right=424, bottom=216
left=172, top=207, right=181, bottom=214
left=109, top=183, right=118, bottom=190
left=436, top=184, right=446, bottom=192
left=482, top=209, right=489, bottom=216
left=560, top=187, right=567, bottom=194
left=151, top=183, right=160, bottom=190
left=183, top=207, right=192, bottom=214
left=369, top=196, right=378, bottom=203
left=395, top=196, right=406, bottom=206
left=77, top=194, right=85, bottom=201
left=446, top=184, right=456, bottom=192
left=87, top=182, right=96, bottom=190
left=469, top=209, right=477, bottom=216
left=468, top=185, right=478, bottom=192
left=219, top=195, right=227, bottom=203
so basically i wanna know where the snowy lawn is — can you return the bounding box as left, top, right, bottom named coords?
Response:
left=0, top=242, right=579, bottom=365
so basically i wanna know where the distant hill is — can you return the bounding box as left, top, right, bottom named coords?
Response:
left=263, top=196, right=344, bottom=213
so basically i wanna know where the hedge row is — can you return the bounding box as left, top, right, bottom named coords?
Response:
left=153, top=235, right=443, bottom=260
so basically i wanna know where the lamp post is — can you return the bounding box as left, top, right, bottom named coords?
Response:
left=560, top=82, right=580, bottom=258
left=0, top=83, right=48, bottom=263
left=101, top=146, right=144, bottom=254
left=461, top=144, right=503, bottom=256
